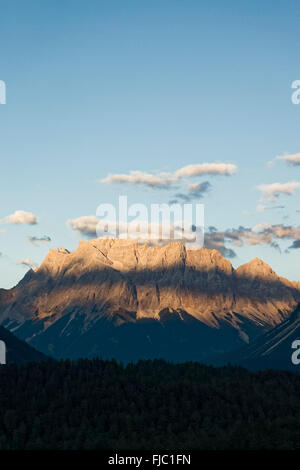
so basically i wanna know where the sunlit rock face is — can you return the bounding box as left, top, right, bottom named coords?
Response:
left=0, top=239, right=299, bottom=361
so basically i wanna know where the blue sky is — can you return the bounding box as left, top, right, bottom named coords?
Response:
left=1, top=0, right=300, bottom=287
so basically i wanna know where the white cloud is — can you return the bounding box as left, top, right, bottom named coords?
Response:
left=214, top=224, right=300, bottom=255
left=204, top=229, right=237, bottom=258
left=1, top=210, right=37, bottom=225
left=188, top=181, right=212, bottom=194
left=174, top=163, right=237, bottom=179
left=67, top=216, right=203, bottom=248
left=257, top=204, right=285, bottom=212
left=101, top=162, right=237, bottom=189
left=67, top=216, right=99, bottom=236
left=276, top=153, right=300, bottom=166
left=68, top=216, right=300, bottom=256
left=101, top=171, right=175, bottom=188
left=204, top=223, right=300, bottom=257
left=18, top=258, right=38, bottom=268
left=257, top=182, right=300, bottom=202
left=171, top=181, right=212, bottom=203
left=28, top=236, right=51, bottom=245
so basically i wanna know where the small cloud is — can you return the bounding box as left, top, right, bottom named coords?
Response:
left=289, top=240, right=300, bottom=250
left=174, top=163, right=237, bottom=179
left=204, top=223, right=300, bottom=257
left=276, top=153, right=300, bottom=166
left=101, top=162, right=237, bottom=189
left=170, top=194, right=190, bottom=203
left=268, top=152, right=300, bottom=167
left=257, top=204, right=285, bottom=212
left=28, top=235, right=51, bottom=246
left=188, top=181, right=212, bottom=197
left=171, top=181, right=212, bottom=203
left=257, top=182, right=300, bottom=202
left=101, top=171, right=175, bottom=189
left=67, top=216, right=99, bottom=237
left=270, top=241, right=281, bottom=252
left=204, top=227, right=237, bottom=258
left=1, top=210, right=37, bottom=225
left=18, top=258, right=38, bottom=268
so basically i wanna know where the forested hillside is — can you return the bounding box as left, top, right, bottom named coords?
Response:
left=0, top=359, right=300, bottom=450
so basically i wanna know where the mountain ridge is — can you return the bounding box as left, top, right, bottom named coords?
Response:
left=222, top=304, right=300, bottom=370
left=0, top=325, right=48, bottom=363
left=0, top=238, right=299, bottom=361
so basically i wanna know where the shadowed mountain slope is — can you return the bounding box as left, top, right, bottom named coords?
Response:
left=0, top=325, right=48, bottom=364
left=0, top=239, right=299, bottom=361
left=220, top=304, right=300, bottom=370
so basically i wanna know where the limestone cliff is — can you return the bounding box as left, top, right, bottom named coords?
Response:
left=0, top=239, right=298, bottom=360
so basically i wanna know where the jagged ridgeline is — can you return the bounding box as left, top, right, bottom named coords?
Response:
left=0, top=239, right=299, bottom=363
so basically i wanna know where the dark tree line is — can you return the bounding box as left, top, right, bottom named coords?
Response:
left=0, top=358, right=300, bottom=449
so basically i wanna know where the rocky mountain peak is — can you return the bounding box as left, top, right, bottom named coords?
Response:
left=38, top=238, right=235, bottom=277
left=235, top=257, right=277, bottom=279
left=0, top=238, right=299, bottom=361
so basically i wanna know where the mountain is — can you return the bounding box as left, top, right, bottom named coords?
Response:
left=0, top=325, right=48, bottom=364
left=224, top=304, right=300, bottom=370
left=0, top=238, right=299, bottom=362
